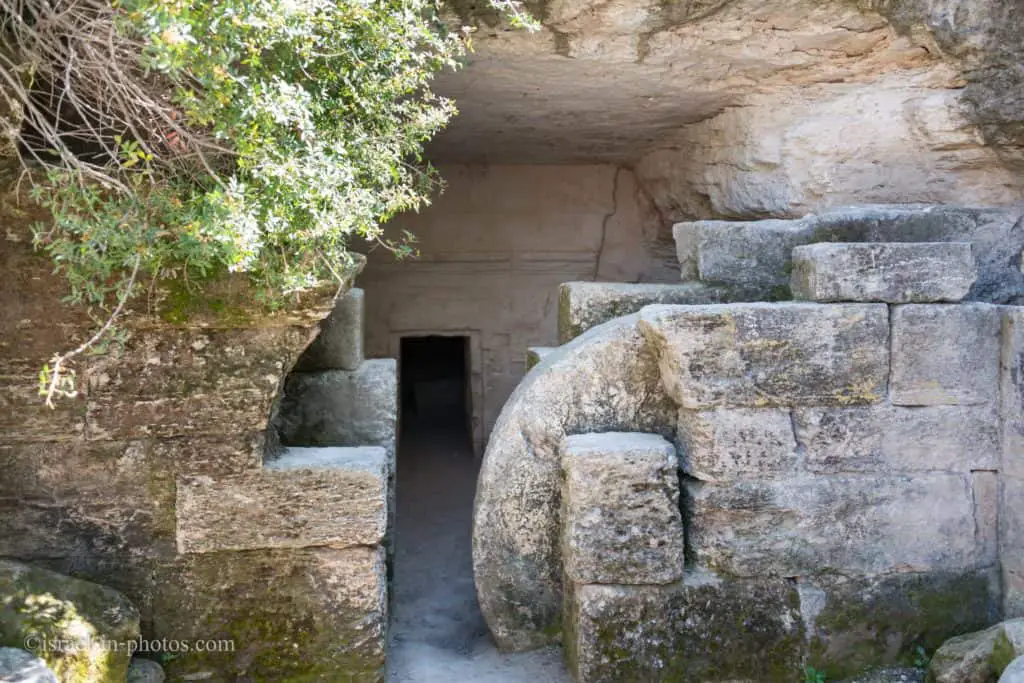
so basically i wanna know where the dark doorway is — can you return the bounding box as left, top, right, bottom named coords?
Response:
left=399, top=335, right=471, bottom=440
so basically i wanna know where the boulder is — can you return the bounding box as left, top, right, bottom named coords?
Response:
left=639, top=302, right=890, bottom=409
left=126, top=658, right=165, bottom=683
left=0, top=648, right=57, bottom=683
left=1001, top=657, right=1024, bottom=683
left=0, top=561, right=140, bottom=683
left=473, top=314, right=676, bottom=651
left=928, top=619, right=1024, bottom=683
left=560, top=432, right=682, bottom=585
left=558, top=281, right=725, bottom=343
left=790, top=242, right=976, bottom=303
left=890, top=304, right=1001, bottom=406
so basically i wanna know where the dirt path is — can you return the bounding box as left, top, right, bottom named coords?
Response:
left=388, top=423, right=569, bottom=682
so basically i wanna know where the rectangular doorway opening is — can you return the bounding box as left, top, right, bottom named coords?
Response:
left=399, top=335, right=472, bottom=444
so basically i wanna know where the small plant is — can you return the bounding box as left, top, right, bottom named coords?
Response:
left=803, top=665, right=826, bottom=683
left=914, top=645, right=931, bottom=670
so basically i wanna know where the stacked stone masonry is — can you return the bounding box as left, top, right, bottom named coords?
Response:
left=478, top=224, right=1024, bottom=682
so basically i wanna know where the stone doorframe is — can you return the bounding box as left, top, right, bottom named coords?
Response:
left=388, top=329, right=485, bottom=457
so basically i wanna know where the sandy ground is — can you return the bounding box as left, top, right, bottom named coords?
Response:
left=387, top=421, right=570, bottom=682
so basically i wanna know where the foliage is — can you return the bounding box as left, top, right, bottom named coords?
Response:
left=803, top=665, right=826, bottom=683
left=0, top=0, right=534, bottom=404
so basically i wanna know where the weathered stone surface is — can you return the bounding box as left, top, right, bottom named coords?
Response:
left=639, top=303, right=890, bottom=409
left=0, top=648, right=57, bottom=683
left=806, top=570, right=998, bottom=680
left=473, top=314, right=676, bottom=651
left=126, top=658, right=165, bottom=683
left=176, top=446, right=387, bottom=554
left=687, top=474, right=982, bottom=576
left=1003, top=309, right=1024, bottom=617
left=1001, top=657, right=1024, bottom=683
left=674, top=218, right=815, bottom=295
left=558, top=281, right=724, bottom=343
left=993, top=621, right=1024, bottom=677
left=564, top=575, right=804, bottom=683
left=154, top=546, right=386, bottom=682
left=791, top=242, right=976, bottom=303
left=891, top=304, right=1001, bottom=406
left=0, top=560, right=140, bottom=683
left=561, top=432, right=682, bottom=585
left=526, top=346, right=555, bottom=371
left=1003, top=476, right=1024, bottom=619
left=929, top=623, right=1004, bottom=683
left=793, top=404, right=999, bottom=473
left=677, top=407, right=797, bottom=481
left=275, top=360, right=397, bottom=458
left=671, top=207, right=1024, bottom=304
left=294, top=287, right=365, bottom=372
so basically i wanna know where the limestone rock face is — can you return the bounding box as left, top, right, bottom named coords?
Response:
left=293, top=288, right=365, bottom=372
left=560, top=433, right=683, bottom=585
left=639, top=303, right=890, bottom=409
left=0, top=648, right=57, bottom=683
left=0, top=561, right=140, bottom=683
left=791, top=242, right=976, bottom=303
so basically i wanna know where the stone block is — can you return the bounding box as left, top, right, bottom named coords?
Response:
left=275, top=359, right=397, bottom=458
left=806, top=569, right=998, bottom=680
left=526, top=346, right=555, bottom=371
left=1003, top=308, right=1024, bottom=478
left=673, top=218, right=815, bottom=295
left=1004, top=476, right=1024, bottom=618
left=891, top=304, right=1001, bottom=406
left=565, top=575, right=803, bottom=683
left=561, top=432, right=683, bottom=585
left=791, top=242, right=976, bottom=303
left=154, top=546, right=386, bottom=682
left=176, top=446, right=388, bottom=553
left=687, top=473, right=982, bottom=576
left=639, top=303, right=890, bottom=409
left=677, top=407, right=797, bottom=481
left=0, top=560, right=140, bottom=683
left=558, top=281, right=725, bottom=343
left=793, top=404, right=999, bottom=473
left=293, top=288, right=365, bottom=372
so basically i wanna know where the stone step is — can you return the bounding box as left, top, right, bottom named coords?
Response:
left=557, top=281, right=725, bottom=344
left=273, top=358, right=397, bottom=459
left=293, top=287, right=365, bottom=372
left=791, top=242, right=976, bottom=303
left=673, top=205, right=1024, bottom=303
